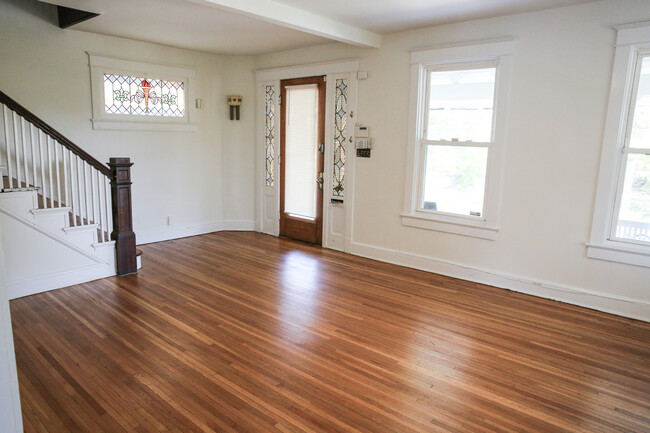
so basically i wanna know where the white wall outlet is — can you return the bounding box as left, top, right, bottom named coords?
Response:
left=167, top=216, right=172, bottom=226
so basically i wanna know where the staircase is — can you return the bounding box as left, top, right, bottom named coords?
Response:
left=0, top=91, right=138, bottom=299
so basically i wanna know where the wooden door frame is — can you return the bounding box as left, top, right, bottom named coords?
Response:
left=279, top=76, right=326, bottom=245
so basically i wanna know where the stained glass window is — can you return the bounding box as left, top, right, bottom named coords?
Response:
left=103, top=74, right=185, bottom=117
left=333, top=79, right=348, bottom=197
left=265, top=85, right=276, bottom=186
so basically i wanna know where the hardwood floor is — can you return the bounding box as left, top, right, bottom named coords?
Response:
left=10, top=232, right=650, bottom=432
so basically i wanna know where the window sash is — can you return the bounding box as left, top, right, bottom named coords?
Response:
left=417, top=143, right=490, bottom=218
left=422, top=61, right=498, bottom=144
left=624, top=51, right=650, bottom=152
left=608, top=51, right=650, bottom=246
left=418, top=62, right=497, bottom=219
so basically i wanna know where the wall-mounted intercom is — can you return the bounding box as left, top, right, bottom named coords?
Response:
left=355, top=123, right=372, bottom=158
left=227, top=95, right=242, bottom=120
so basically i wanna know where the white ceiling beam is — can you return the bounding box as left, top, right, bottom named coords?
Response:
left=186, top=0, right=382, bottom=48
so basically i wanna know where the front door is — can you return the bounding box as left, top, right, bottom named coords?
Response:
left=280, top=76, right=326, bottom=245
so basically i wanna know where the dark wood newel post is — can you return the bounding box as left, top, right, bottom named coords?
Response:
left=108, top=157, right=137, bottom=276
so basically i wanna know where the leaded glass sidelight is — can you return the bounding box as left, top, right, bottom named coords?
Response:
left=103, top=74, right=185, bottom=117
left=265, top=85, right=276, bottom=186
left=333, top=79, right=348, bottom=197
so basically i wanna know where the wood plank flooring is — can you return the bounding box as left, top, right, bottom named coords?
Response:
left=10, top=231, right=650, bottom=432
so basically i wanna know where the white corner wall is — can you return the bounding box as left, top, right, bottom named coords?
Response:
left=254, top=0, right=650, bottom=321
left=0, top=224, right=23, bottom=433
left=0, top=0, right=257, bottom=246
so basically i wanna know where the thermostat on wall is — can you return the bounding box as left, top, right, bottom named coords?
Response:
left=355, top=124, right=369, bottom=138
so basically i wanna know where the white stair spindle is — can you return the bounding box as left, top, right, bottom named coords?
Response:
left=2, top=105, right=12, bottom=189
left=38, top=130, right=46, bottom=207
left=97, top=170, right=105, bottom=242
left=105, top=176, right=112, bottom=241
left=20, top=118, right=28, bottom=189
left=69, top=150, right=77, bottom=227
left=54, top=141, right=62, bottom=207
left=0, top=104, right=4, bottom=171
left=75, top=156, right=84, bottom=224
left=82, top=161, right=90, bottom=225
left=89, top=166, right=97, bottom=227
left=63, top=147, right=69, bottom=209
left=29, top=124, right=37, bottom=189
left=12, top=112, right=20, bottom=189
left=46, top=136, right=54, bottom=208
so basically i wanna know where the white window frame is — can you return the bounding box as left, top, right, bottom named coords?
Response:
left=402, top=38, right=515, bottom=240
left=587, top=22, right=650, bottom=268
left=88, top=53, right=197, bottom=132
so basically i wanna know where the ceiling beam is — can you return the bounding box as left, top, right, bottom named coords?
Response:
left=56, top=5, right=99, bottom=29
left=187, top=0, right=381, bottom=48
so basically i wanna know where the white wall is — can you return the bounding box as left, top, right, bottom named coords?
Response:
left=0, top=0, right=256, bottom=245
left=221, top=57, right=257, bottom=227
left=255, top=0, right=650, bottom=320
left=0, top=223, right=23, bottom=433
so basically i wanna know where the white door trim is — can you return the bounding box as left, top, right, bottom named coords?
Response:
left=255, top=59, right=359, bottom=252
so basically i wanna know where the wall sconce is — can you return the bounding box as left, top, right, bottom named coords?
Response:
left=227, top=95, right=242, bottom=120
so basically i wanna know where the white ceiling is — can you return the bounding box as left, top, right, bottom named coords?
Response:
left=272, top=0, right=598, bottom=33
left=38, top=0, right=598, bottom=55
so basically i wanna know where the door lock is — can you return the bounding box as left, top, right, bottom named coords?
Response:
left=317, top=172, right=324, bottom=190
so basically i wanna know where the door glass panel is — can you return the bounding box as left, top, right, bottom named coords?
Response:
left=285, top=84, right=318, bottom=219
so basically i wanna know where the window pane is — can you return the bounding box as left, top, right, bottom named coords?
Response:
left=265, top=85, right=276, bottom=186
left=333, top=78, right=348, bottom=197
left=422, top=145, right=488, bottom=217
left=615, top=154, right=650, bottom=243
left=426, top=68, right=495, bottom=142
left=629, top=56, right=650, bottom=150
left=103, top=74, right=185, bottom=117
left=284, top=85, right=318, bottom=220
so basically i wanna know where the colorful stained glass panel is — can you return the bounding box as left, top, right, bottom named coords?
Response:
left=333, top=79, right=348, bottom=197
left=103, top=74, right=185, bottom=117
left=265, top=85, right=276, bottom=186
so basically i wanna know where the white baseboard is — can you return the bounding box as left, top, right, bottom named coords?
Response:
left=221, top=220, right=256, bottom=231
left=8, top=264, right=115, bottom=300
left=350, top=241, right=650, bottom=322
left=137, top=220, right=255, bottom=245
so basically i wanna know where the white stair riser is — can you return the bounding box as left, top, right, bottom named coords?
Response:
left=0, top=189, right=111, bottom=260
left=0, top=192, right=37, bottom=220
left=93, top=242, right=116, bottom=264
left=32, top=211, right=69, bottom=234
left=63, top=227, right=98, bottom=253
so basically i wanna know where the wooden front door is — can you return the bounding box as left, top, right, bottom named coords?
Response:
left=280, top=76, right=326, bottom=245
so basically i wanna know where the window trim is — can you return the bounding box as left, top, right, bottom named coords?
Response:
left=402, top=38, right=515, bottom=240
left=587, top=22, right=650, bottom=268
left=88, top=53, right=197, bottom=132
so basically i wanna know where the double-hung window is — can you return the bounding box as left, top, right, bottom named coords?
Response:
left=588, top=23, right=650, bottom=267
left=402, top=39, right=515, bottom=240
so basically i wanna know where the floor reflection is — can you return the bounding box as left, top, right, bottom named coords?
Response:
left=278, top=250, right=322, bottom=341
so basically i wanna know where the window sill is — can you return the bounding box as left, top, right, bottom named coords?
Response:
left=91, top=119, right=198, bottom=132
left=401, top=213, right=499, bottom=240
left=586, top=241, right=650, bottom=268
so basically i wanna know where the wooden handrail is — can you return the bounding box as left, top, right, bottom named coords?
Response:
left=0, top=90, right=111, bottom=177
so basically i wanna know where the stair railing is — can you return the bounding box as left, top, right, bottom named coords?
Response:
left=0, top=91, right=137, bottom=275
